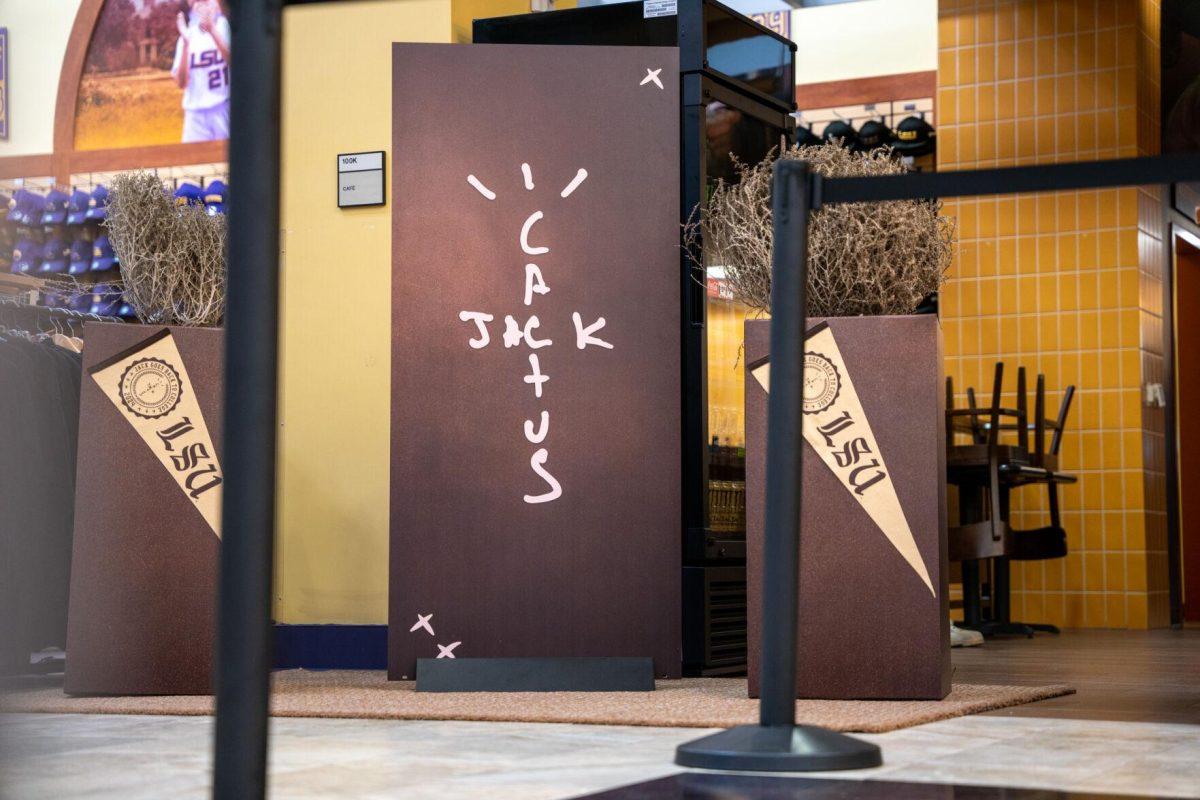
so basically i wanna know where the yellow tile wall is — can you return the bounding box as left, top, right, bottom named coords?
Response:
left=939, top=0, right=1166, bottom=627
left=1135, top=0, right=1173, bottom=626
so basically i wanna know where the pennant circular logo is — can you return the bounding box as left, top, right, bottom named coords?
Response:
left=802, top=352, right=841, bottom=414
left=118, top=358, right=183, bottom=419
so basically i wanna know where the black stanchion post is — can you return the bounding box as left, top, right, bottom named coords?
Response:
left=757, top=158, right=809, bottom=731
left=212, top=0, right=283, bottom=798
left=675, top=160, right=882, bottom=771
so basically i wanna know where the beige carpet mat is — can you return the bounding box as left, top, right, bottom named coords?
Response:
left=0, top=671, right=1073, bottom=733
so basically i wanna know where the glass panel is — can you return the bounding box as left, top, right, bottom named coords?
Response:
left=701, top=98, right=785, bottom=540
left=1164, top=1, right=1200, bottom=154
left=705, top=100, right=785, bottom=189
left=705, top=289, right=750, bottom=539
left=704, top=2, right=794, bottom=105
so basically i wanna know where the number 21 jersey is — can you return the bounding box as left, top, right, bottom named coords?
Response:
left=172, top=14, right=231, bottom=111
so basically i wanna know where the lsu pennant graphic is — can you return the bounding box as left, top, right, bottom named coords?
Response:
left=748, top=322, right=934, bottom=596
left=89, top=329, right=223, bottom=538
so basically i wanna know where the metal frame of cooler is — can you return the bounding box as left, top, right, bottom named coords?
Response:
left=683, top=565, right=748, bottom=676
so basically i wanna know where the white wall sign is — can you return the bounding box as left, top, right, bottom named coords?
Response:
left=337, top=150, right=386, bottom=208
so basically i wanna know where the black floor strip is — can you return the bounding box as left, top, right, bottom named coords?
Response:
left=573, top=773, right=1181, bottom=799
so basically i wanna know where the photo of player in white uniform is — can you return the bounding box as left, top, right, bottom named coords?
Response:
left=171, top=0, right=231, bottom=143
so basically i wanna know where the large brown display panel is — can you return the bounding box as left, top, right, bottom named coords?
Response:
left=389, top=44, right=681, bottom=679
left=65, top=323, right=223, bottom=695
left=745, top=315, right=950, bottom=699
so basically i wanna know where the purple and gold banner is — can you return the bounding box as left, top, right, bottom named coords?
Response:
left=0, top=28, right=9, bottom=140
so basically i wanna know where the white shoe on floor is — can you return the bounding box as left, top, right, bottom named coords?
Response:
left=950, top=624, right=984, bottom=647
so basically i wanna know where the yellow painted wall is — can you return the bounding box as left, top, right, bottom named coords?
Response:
left=277, top=0, right=580, bottom=624
left=0, top=0, right=83, bottom=158
left=451, top=0, right=577, bottom=44
left=938, top=0, right=1167, bottom=628
left=277, top=0, right=452, bottom=624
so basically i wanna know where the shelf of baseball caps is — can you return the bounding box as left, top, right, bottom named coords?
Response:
left=2, top=165, right=227, bottom=320
left=794, top=96, right=937, bottom=168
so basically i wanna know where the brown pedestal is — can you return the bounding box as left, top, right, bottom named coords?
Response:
left=745, top=315, right=950, bottom=700
left=64, top=323, right=224, bottom=695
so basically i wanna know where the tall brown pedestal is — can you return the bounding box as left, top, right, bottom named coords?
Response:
left=65, top=323, right=224, bottom=695
left=745, top=315, right=950, bottom=700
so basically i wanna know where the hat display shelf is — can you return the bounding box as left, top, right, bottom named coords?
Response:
left=4, top=184, right=92, bottom=316
left=4, top=164, right=228, bottom=321
left=794, top=99, right=936, bottom=171
left=4, top=177, right=132, bottom=318
left=689, top=142, right=955, bottom=701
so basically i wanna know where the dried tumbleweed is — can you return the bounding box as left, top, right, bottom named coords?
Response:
left=105, top=171, right=226, bottom=326
left=687, top=143, right=954, bottom=317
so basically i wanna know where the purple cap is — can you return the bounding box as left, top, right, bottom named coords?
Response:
left=68, top=290, right=92, bottom=313
left=6, top=189, right=27, bottom=223
left=66, top=190, right=92, bottom=225
left=15, top=191, right=46, bottom=226
left=12, top=238, right=41, bottom=273
left=85, top=185, right=109, bottom=221
left=91, top=235, right=118, bottom=272
left=203, top=180, right=227, bottom=215
left=41, top=291, right=68, bottom=309
left=117, top=298, right=138, bottom=319
left=174, top=182, right=203, bottom=206
left=39, top=237, right=71, bottom=274
left=41, top=189, right=71, bottom=225
left=68, top=238, right=92, bottom=275
left=89, top=284, right=123, bottom=316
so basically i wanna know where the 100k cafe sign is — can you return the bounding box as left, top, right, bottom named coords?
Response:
left=749, top=323, right=934, bottom=596
left=457, top=164, right=607, bottom=505
left=89, top=329, right=223, bottom=538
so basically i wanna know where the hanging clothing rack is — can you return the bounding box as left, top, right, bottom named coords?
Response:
left=0, top=293, right=123, bottom=337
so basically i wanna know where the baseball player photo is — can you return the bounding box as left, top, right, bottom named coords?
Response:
left=171, top=0, right=231, bottom=143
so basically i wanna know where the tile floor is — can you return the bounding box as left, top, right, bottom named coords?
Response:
left=1, top=712, right=1198, bottom=799
left=2, top=631, right=1198, bottom=799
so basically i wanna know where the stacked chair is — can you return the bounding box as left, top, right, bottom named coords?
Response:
left=946, top=362, right=1077, bottom=637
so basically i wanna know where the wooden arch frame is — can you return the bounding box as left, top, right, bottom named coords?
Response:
left=0, top=0, right=227, bottom=182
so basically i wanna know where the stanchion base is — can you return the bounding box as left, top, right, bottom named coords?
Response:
left=674, top=724, right=882, bottom=772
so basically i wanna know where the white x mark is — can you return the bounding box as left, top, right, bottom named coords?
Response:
left=436, top=641, right=462, bottom=659
left=409, top=613, right=434, bottom=636
left=640, top=68, right=663, bottom=90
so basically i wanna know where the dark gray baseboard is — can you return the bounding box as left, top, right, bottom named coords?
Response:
left=415, top=657, right=655, bottom=692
